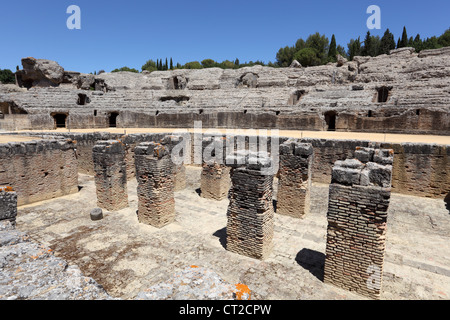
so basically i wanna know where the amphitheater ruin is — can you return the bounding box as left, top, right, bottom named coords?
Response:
left=0, top=47, right=449, bottom=300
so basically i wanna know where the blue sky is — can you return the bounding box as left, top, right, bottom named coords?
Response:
left=1, top=0, right=449, bottom=73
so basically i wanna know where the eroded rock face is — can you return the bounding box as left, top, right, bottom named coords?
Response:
left=16, top=57, right=65, bottom=88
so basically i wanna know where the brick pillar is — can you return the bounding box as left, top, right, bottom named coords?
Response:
left=276, top=139, right=313, bottom=218
left=134, top=140, right=176, bottom=228
left=92, top=140, right=128, bottom=211
left=323, top=147, right=394, bottom=300
left=200, top=136, right=231, bottom=200
left=0, top=186, right=17, bottom=226
left=225, top=151, right=275, bottom=260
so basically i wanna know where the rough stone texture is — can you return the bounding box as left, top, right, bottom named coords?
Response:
left=0, top=221, right=113, bottom=300
left=0, top=187, right=17, bottom=226
left=174, top=164, right=186, bottom=191
left=134, top=138, right=178, bottom=228
left=276, top=139, right=313, bottom=218
left=0, top=139, right=78, bottom=206
left=92, top=140, right=128, bottom=211
left=200, top=136, right=232, bottom=200
left=324, top=147, right=394, bottom=299
left=225, top=152, right=275, bottom=260
left=2, top=47, right=449, bottom=135
left=136, top=266, right=250, bottom=300
left=15, top=57, right=65, bottom=88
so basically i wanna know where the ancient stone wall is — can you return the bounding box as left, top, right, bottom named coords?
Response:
left=0, top=186, right=17, bottom=226
left=134, top=138, right=177, bottom=227
left=0, top=139, right=78, bottom=206
left=323, top=147, right=394, bottom=299
left=276, top=139, right=313, bottom=218
left=225, top=151, right=275, bottom=260
left=92, top=140, right=128, bottom=211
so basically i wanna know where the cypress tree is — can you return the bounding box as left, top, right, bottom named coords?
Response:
left=328, top=34, right=337, bottom=62
left=400, top=26, right=408, bottom=48
left=170, top=58, right=173, bottom=70
left=165, top=58, right=168, bottom=71
left=362, top=31, right=372, bottom=56
left=380, top=28, right=396, bottom=54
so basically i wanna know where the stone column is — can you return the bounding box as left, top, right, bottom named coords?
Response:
left=323, top=147, right=394, bottom=300
left=200, top=136, right=231, bottom=200
left=225, top=151, right=275, bottom=260
left=92, top=140, right=128, bottom=211
left=276, top=139, right=313, bottom=218
left=0, top=186, right=17, bottom=226
left=134, top=139, right=176, bottom=228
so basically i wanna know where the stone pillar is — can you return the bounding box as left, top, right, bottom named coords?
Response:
left=200, top=136, right=231, bottom=200
left=276, top=139, right=313, bottom=218
left=323, top=147, right=394, bottom=300
left=0, top=186, right=17, bottom=226
left=134, top=140, right=176, bottom=228
left=92, top=140, right=128, bottom=211
left=225, top=151, right=275, bottom=260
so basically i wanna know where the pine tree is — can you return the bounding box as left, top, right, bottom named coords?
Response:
left=362, top=31, right=372, bottom=56
left=413, top=34, right=423, bottom=52
left=347, top=37, right=361, bottom=60
left=165, top=58, right=168, bottom=71
left=170, top=58, right=173, bottom=70
left=328, top=34, right=337, bottom=62
left=380, top=28, right=396, bottom=54
left=397, top=37, right=401, bottom=49
left=234, top=58, right=240, bottom=67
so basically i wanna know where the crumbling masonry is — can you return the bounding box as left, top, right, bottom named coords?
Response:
left=225, top=151, right=275, bottom=260
left=276, top=139, right=313, bottom=218
left=200, top=136, right=231, bottom=201
left=323, top=146, right=394, bottom=299
left=0, top=186, right=17, bottom=226
left=134, top=137, right=179, bottom=228
left=92, top=140, right=128, bottom=211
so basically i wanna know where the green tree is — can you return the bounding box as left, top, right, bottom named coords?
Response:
left=183, top=61, right=203, bottom=69
left=328, top=34, right=337, bottom=62
left=438, top=28, right=450, bottom=47
left=412, top=34, right=423, bottom=52
left=217, top=60, right=235, bottom=69
left=399, top=26, right=408, bottom=48
left=170, top=58, right=173, bottom=70
left=305, top=32, right=329, bottom=64
left=234, top=58, right=240, bottom=67
left=111, top=66, right=139, bottom=73
left=0, top=69, right=15, bottom=84
left=293, top=48, right=321, bottom=67
left=164, top=58, right=168, bottom=71
left=347, top=37, right=362, bottom=60
left=201, top=59, right=216, bottom=68
left=142, top=59, right=157, bottom=72
left=276, top=46, right=296, bottom=67
left=380, top=28, right=396, bottom=55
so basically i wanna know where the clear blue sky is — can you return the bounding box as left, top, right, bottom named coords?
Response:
left=1, top=0, right=449, bottom=73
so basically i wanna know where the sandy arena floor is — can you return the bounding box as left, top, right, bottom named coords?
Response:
left=15, top=166, right=450, bottom=300
left=15, top=127, right=450, bottom=145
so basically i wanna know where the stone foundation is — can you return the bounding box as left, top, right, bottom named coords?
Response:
left=323, top=146, right=394, bottom=299
left=0, top=139, right=78, bottom=206
left=276, top=139, right=313, bottom=218
left=92, top=140, right=128, bottom=211
left=225, top=151, right=275, bottom=260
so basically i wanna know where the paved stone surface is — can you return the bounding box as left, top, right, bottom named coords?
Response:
left=10, top=166, right=450, bottom=300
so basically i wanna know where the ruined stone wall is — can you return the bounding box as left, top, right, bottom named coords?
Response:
left=276, top=139, right=313, bottom=218
left=324, top=147, right=394, bottom=299
left=0, top=186, right=17, bottom=226
left=134, top=139, right=177, bottom=228
left=225, top=152, right=275, bottom=260
left=92, top=140, right=128, bottom=211
left=0, top=139, right=78, bottom=206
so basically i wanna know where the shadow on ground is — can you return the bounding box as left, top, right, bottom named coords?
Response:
left=295, top=248, right=325, bottom=282
left=213, top=227, right=227, bottom=250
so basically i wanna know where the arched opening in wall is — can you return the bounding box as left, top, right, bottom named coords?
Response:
left=77, top=93, right=90, bottom=105
left=324, top=111, right=337, bottom=131
left=416, top=109, right=421, bottom=116
left=368, top=110, right=373, bottom=117
left=52, top=113, right=68, bottom=129
left=288, top=90, right=306, bottom=105
left=376, top=86, right=392, bottom=103
left=445, top=192, right=450, bottom=214
left=109, top=112, right=119, bottom=128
